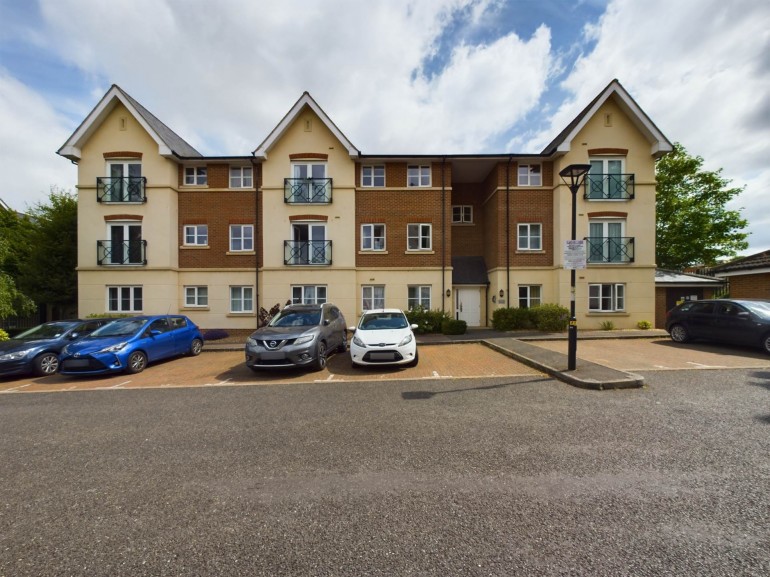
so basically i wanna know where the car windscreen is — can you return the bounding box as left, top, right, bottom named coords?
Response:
left=90, top=319, right=148, bottom=337
left=743, top=301, right=770, bottom=318
left=13, top=322, right=77, bottom=340
left=269, top=310, right=321, bottom=327
left=359, top=313, right=408, bottom=330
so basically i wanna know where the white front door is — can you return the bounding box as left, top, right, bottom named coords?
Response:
left=456, top=288, right=481, bottom=326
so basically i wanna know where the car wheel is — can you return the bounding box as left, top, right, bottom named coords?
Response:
left=189, top=338, right=203, bottom=356
left=126, top=351, right=147, bottom=374
left=337, top=331, right=347, bottom=353
left=313, top=341, right=327, bottom=371
left=407, top=351, right=419, bottom=367
left=33, top=352, right=59, bottom=376
left=669, top=324, right=690, bottom=343
left=762, top=334, right=770, bottom=355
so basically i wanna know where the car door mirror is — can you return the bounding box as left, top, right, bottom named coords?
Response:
left=149, top=329, right=162, bottom=337
left=410, top=324, right=419, bottom=330
left=69, top=332, right=79, bottom=340
left=323, top=319, right=330, bottom=326
left=737, top=311, right=750, bottom=319
left=348, top=326, right=357, bottom=332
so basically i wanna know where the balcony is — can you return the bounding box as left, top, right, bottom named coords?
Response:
left=284, top=240, right=332, bottom=265
left=96, top=177, right=147, bottom=203
left=284, top=178, right=333, bottom=204
left=585, top=237, right=634, bottom=263
left=97, top=240, right=147, bottom=266
left=584, top=174, right=634, bottom=200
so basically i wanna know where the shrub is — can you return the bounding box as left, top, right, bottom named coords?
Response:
left=531, top=304, right=570, bottom=332
left=637, top=320, right=652, bottom=330
left=492, top=307, right=536, bottom=331
left=600, top=320, right=615, bottom=331
left=86, top=312, right=131, bottom=319
left=0, top=328, right=9, bottom=342
left=406, top=307, right=451, bottom=334
left=203, top=329, right=229, bottom=341
left=441, top=319, right=467, bottom=335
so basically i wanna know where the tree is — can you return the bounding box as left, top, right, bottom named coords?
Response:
left=0, top=237, right=35, bottom=319
left=16, top=188, right=79, bottom=318
left=656, top=142, right=749, bottom=270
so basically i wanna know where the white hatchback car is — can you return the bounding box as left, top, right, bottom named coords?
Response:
left=349, top=309, right=419, bottom=368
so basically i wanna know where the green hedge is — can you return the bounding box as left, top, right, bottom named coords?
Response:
left=441, top=319, right=467, bottom=335
left=405, top=307, right=451, bottom=334
left=492, top=304, right=569, bottom=332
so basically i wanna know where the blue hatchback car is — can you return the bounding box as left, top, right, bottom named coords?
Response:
left=0, top=319, right=111, bottom=377
left=59, top=315, right=204, bottom=375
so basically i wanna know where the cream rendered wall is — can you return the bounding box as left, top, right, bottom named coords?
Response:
left=353, top=269, right=452, bottom=320
left=178, top=270, right=258, bottom=330
left=486, top=267, right=559, bottom=322
left=76, top=102, right=181, bottom=317
left=260, top=106, right=359, bottom=322
left=551, top=95, right=658, bottom=329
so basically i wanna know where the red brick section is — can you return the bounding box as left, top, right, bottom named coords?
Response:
left=289, top=153, right=328, bottom=160
left=451, top=183, right=486, bottom=257
left=104, top=151, right=142, bottom=159
left=727, top=273, right=770, bottom=299
left=105, top=214, right=143, bottom=221
left=176, top=162, right=262, bottom=189
left=355, top=162, right=452, bottom=267
left=178, top=189, right=261, bottom=269
left=587, top=148, right=628, bottom=156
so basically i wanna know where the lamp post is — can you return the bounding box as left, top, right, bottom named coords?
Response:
left=559, top=164, right=592, bottom=371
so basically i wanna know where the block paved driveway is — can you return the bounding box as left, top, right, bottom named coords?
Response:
left=0, top=343, right=540, bottom=394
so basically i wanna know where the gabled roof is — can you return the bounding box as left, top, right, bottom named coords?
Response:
left=253, top=92, right=360, bottom=159
left=57, top=85, right=201, bottom=162
left=655, top=269, right=725, bottom=286
left=709, top=250, right=770, bottom=275
left=541, top=79, right=672, bottom=159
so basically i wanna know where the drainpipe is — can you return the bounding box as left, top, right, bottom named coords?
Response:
left=441, top=157, right=446, bottom=314
left=506, top=156, right=512, bottom=306
left=251, top=157, right=260, bottom=327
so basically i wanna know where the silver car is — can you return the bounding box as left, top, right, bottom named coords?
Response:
left=245, top=303, right=347, bottom=371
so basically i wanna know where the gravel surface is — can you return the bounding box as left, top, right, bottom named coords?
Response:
left=1, top=369, right=769, bottom=576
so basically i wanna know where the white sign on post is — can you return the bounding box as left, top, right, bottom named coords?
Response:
left=564, top=240, right=586, bottom=270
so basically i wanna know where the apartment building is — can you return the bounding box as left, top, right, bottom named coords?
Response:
left=57, top=79, right=671, bottom=331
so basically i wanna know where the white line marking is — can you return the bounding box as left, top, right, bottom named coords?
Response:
left=432, top=371, right=439, bottom=378
left=2, top=384, right=32, bottom=393
left=110, top=381, right=131, bottom=389
left=686, top=361, right=727, bottom=369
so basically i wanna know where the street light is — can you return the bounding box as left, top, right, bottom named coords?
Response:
left=559, top=163, right=592, bottom=371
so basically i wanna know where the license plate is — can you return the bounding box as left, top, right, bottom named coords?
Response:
left=369, top=352, right=396, bottom=361
left=260, top=352, right=286, bottom=360
left=65, top=359, right=90, bottom=368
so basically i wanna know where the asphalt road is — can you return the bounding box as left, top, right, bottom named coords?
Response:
left=1, top=369, right=769, bottom=576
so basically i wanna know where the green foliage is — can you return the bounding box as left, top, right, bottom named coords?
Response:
left=600, top=320, right=615, bottom=331
left=441, top=319, right=467, bottom=335
left=636, top=320, right=652, bottom=330
left=0, top=237, right=36, bottom=319
left=86, top=313, right=131, bottom=319
left=405, top=307, right=451, bottom=334
left=0, top=328, right=10, bottom=341
left=656, top=143, right=748, bottom=269
left=530, top=304, right=569, bottom=332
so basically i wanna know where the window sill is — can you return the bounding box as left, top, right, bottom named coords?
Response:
left=227, top=312, right=256, bottom=317
left=180, top=245, right=210, bottom=250
left=516, top=250, right=545, bottom=254
left=226, top=251, right=256, bottom=256
left=451, top=222, right=474, bottom=226
left=359, top=250, right=388, bottom=255
left=405, top=250, right=435, bottom=255
left=587, top=311, right=629, bottom=316
left=181, top=307, right=210, bottom=311
left=180, top=185, right=209, bottom=189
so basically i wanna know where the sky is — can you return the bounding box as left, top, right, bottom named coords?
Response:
left=1, top=0, right=769, bottom=255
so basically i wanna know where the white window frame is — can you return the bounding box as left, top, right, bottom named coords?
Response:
left=588, top=219, right=626, bottom=263
left=518, top=285, right=542, bottom=308
left=517, top=223, right=542, bottom=251
left=184, top=166, right=207, bottom=186
left=230, top=286, right=254, bottom=313
left=407, top=223, right=432, bottom=251
left=183, top=224, right=208, bottom=246
left=229, top=224, right=254, bottom=252
left=184, top=286, right=208, bottom=307
left=452, top=205, right=473, bottom=224
left=361, top=165, right=385, bottom=187
left=361, top=223, right=386, bottom=251
left=362, top=286, right=385, bottom=311
left=230, top=166, right=253, bottom=188
left=408, top=285, right=431, bottom=310
left=407, top=165, right=431, bottom=187
left=589, top=283, right=625, bottom=312
left=518, top=164, right=542, bottom=186
left=107, top=286, right=143, bottom=313
left=291, top=285, right=327, bottom=305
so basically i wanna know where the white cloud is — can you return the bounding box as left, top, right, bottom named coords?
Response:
left=0, top=72, right=77, bottom=211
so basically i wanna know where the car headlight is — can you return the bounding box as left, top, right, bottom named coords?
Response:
left=398, top=333, right=413, bottom=347
left=352, top=335, right=366, bottom=348
left=246, top=337, right=257, bottom=347
left=0, top=351, right=28, bottom=361
left=294, top=334, right=315, bottom=346
left=97, top=342, right=128, bottom=353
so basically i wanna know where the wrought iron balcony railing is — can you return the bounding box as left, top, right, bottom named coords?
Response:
left=284, top=178, right=333, bottom=203
left=584, top=174, right=634, bottom=200
left=97, top=240, right=147, bottom=266
left=284, top=240, right=332, bottom=265
left=96, top=177, right=147, bottom=203
left=585, top=237, right=635, bottom=263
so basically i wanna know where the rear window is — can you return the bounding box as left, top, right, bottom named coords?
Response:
left=687, top=302, right=716, bottom=314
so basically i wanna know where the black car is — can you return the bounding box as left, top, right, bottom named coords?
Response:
left=665, top=298, right=770, bottom=353
left=0, top=318, right=113, bottom=377
left=245, top=303, right=347, bottom=371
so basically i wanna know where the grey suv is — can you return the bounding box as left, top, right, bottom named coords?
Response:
left=245, top=303, right=347, bottom=371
